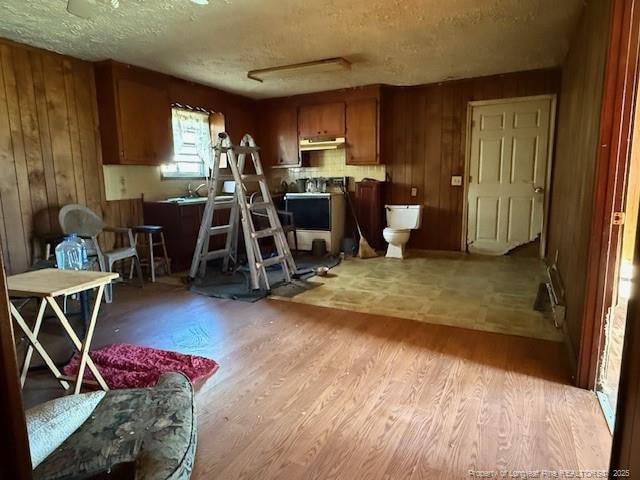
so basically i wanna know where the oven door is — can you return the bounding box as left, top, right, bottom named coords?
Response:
left=285, top=197, right=331, bottom=231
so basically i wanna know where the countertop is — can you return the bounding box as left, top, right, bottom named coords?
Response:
left=146, top=196, right=233, bottom=205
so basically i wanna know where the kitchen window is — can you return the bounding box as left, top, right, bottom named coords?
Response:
left=162, top=106, right=226, bottom=179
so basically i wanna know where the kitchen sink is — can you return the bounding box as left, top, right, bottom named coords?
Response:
left=166, top=197, right=207, bottom=204
left=165, top=196, right=234, bottom=204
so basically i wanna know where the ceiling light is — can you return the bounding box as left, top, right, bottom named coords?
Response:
left=248, top=58, right=351, bottom=83
left=67, top=0, right=199, bottom=19
left=66, top=0, right=120, bottom=18
left=67, top=0, right=98, bottom=18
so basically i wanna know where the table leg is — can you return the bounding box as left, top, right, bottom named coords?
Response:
left=19, top=299, right=47, bottom=387
left=45, top=289, right=109, bottom=393
left=10, top=303, right=70, bottom=390
left=73, top=284, right=105, bottom=395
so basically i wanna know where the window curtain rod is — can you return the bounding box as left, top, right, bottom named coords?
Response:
left=171, top=103, right=219, bottom=116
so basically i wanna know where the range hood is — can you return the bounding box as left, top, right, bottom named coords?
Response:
left=299, top=136, right=345, bottom=152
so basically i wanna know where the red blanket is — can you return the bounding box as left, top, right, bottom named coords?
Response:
left=64, top=343, right=219, bottom=389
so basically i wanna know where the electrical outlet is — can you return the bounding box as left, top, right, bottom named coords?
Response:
left=451, top=175, right=463, bottom=186
left=410, top=187, right=418, bottom=197
left=119, top=175, right=127, bottom=195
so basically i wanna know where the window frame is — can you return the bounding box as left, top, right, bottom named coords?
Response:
left=161, top=106, right=226, bottom=180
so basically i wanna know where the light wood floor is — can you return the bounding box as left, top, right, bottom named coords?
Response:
left=22, top=283, right=611, bottom=479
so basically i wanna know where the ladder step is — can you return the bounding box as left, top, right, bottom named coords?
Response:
left=248, top=201, right=271, bottom=211
left=252, top=227, right=282, bottom=239
left=233, top=145, right=260, bottom=154
left=258, top=255, right=285, bottom=268
left=202, top=249, right=230, bottom=261
left=209, top=225, right=231, bottom=236
left=241, top=174, right=265, bottom=182
left=216, top=145, right=259, bottom=154
left=212, top=199, right=235, bottom=209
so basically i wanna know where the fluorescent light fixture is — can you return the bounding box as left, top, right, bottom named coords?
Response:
left=190, top=0, right=210, bottom=4
left=299, top=137, right=346, bottom=151
left=248, top=57, right=351, bottom=83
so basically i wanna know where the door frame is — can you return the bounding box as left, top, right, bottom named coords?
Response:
left=577, top=0, right=640, bottom=390
left=0, top=243, right=31, bottom=479
left=610, top=198, right=640, bottom=477
left=461, top=94, right=558, bottom=257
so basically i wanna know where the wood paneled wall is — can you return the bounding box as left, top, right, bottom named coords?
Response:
left=546, top=0, right=612, bottom=356
left=0, top=39, right=143, bottom=274
left=0, top=38, right=258, bottom=275
left=381, top=69, right=561, bottom=250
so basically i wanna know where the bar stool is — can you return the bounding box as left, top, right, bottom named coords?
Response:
left=130, top=225, right=171, bottom=282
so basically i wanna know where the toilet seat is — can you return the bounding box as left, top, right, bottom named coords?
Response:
left=383, top=227, right=410, bottom=234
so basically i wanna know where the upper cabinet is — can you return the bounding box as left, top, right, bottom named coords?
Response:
left=257, top=86, right=382, bottom=169
left=259, top=104, right=300, bottom=167
left=95, top=61, right=172, bottom=165
left=298, top=102, right=345, bottom=138
left=345, top=98, right=379, bottom=165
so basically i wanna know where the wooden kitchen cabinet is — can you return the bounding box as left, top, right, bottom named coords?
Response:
left=346, top=98, right=379, bottom=165
left=298, top=102, right=345, bottom=138
left=143, top=201, right=230, bottom=272
left=259, top=104, right=300, bottom=167
left=95, top=61, right=172, bottom=166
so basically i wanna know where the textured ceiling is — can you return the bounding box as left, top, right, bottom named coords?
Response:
left=1, top=0, right=583, bottom=99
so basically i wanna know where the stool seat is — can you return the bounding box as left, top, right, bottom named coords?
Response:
left=129, top=226, right=171, bottom=282
left=132, top=225, right=164, bottom=234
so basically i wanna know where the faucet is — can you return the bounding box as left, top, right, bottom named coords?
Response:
left=186, top=183, right=207, bottom=198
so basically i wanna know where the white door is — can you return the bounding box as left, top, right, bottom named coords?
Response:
left=467, top=97, right=552, bottom=255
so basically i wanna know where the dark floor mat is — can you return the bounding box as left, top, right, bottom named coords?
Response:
left=189, top=253, right=340, bottom=302
left=271, top=279, right=322, bottom=298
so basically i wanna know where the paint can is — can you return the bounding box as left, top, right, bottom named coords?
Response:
left=311, top=239, right=327, bottom=257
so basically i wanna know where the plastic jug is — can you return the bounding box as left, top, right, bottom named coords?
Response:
left=74, top=235, right=89, bottom=270
left=55, top=234, right=88, bottom=270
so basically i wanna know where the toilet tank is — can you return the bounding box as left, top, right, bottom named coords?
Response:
left=385, top=205, right=423, bottom=229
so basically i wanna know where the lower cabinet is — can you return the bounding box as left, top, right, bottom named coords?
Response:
left=355, top=181, right=386, bottom=250
left=143, top=202, right=230, bottom=272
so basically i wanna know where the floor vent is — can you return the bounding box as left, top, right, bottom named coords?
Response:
left=545, top=261, right=566, bottom=328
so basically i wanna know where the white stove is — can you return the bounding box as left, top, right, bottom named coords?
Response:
left=284, top=192, right=345, bottom=254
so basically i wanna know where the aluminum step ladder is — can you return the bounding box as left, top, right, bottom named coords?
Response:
left=189, top=132, right=297, bottom=290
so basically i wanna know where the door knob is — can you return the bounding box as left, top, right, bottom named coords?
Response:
left=533, top=186, right=544, bottom=193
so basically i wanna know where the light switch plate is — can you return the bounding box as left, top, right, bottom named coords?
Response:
left=451, top=175, right=463, bottom=186
left=410, top=187, right=417, bottom=197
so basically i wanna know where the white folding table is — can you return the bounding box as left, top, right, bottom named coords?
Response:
left=8, top=268, right=119, bottom=394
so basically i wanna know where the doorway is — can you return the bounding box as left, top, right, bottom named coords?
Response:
left=596, top=82, right=640, bottom=430
left=464, top=96, right=556, bottom=256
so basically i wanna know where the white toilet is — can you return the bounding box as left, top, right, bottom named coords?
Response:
left=383, top=205, right=423, bottom=259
